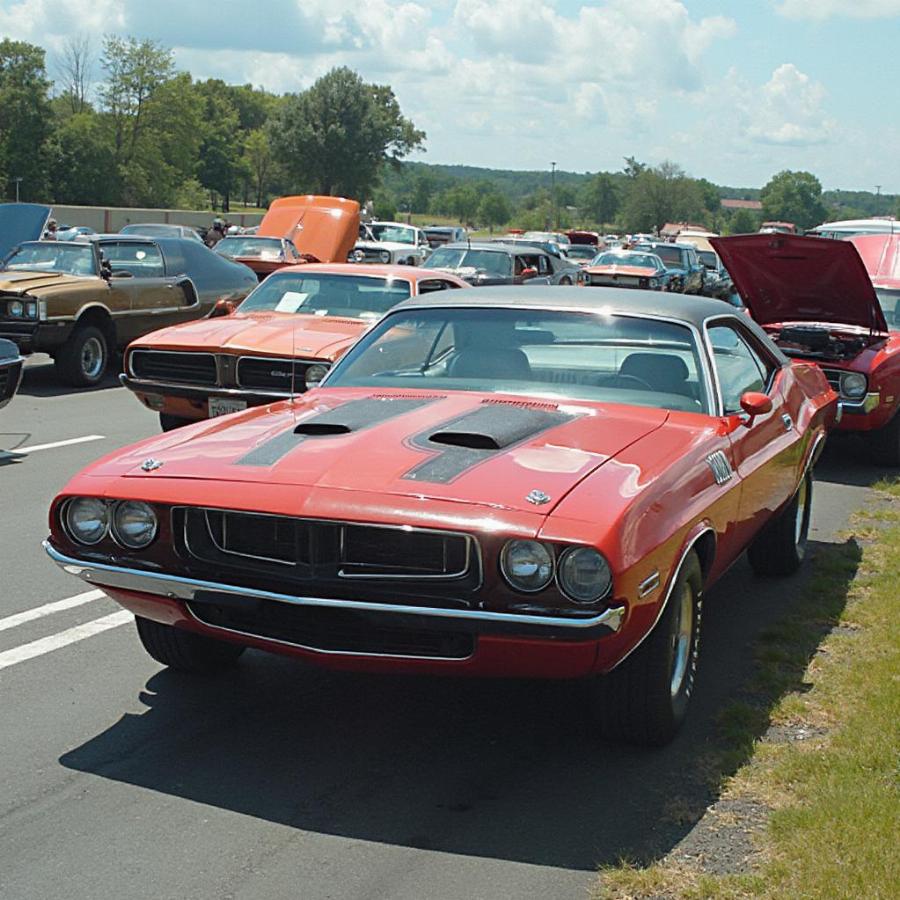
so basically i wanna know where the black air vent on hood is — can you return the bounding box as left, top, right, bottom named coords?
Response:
left=428, top=431, right=501, bottom=450
left=293, top=422, right=352, bottom=436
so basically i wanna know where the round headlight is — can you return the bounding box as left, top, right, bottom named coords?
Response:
left=649, top=278, right=659, bottom=288
left=840, top=372, right=867, bottom=400
left=64, top=497, right=110, bottom=545
left=305, top=363, right=329, bottom=388
left=25, top=301, right=38, bottom=318
left=557, top=547, right=612, bottom=604
left=379, top=250, right=392, bottom=264
left=8, top=300, right=24, bottom=318
left=111, top=500, right=158, bottom=549
left=352, top=249, right=365, bottom=262
left=500, top=540, right=554, bottom=593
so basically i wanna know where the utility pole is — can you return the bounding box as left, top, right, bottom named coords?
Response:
left=13, top=177, right=22, bottom=202
left=875, top=185, right=882, bottom=215
left=551, top=161, right=557, bottom=231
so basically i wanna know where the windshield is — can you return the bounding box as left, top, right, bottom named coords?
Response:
left=216, top=237, right=286, bottom=259
left=327, top=307, right=709, bottom=413
left=650, top=246, right=685, bottom=266
left=3, top=242, right=96, bottom=276
left=592, top=252, right=660, bottom=269
left=698, top=251, right=719, bottom=270
left=370, top=224, right=416, bottom=245
left=427, top=248, right=512, bottom=277
left=238, top=272, right=411, bottom=319
left=121, top=224, right=177, bottom=236
left=875, top=289, right=900, bottom=331
left=565, top=245, right=596, bottom=260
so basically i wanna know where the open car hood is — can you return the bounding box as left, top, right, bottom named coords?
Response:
left=711, top=233, right=887, bottom=332
left=0, top=203, right=52, bottom=260
left=131, top=312, right=369, bottom=360
left=850, top=234, right=900, bottom=291
left=92, top=389, right=669, bottom=515
left=257, top=196, right=360, bottom=264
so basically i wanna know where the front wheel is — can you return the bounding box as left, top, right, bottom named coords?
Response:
left=559, top=276, right=573, bottom=286
left=54, top=325, right=109, bottom=387
left=591, top=551, right=703, bottom=746
left=135, top=617, right=245, bottom=672
left=747, top=472, right=812, bottom=576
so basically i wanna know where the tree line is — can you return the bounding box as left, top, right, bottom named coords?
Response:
left=0, top=35, right=895, bottom=234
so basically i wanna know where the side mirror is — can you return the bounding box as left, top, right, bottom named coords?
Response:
left=209, top=298, right=236, bottom=318
left=739, top=391, right=772, bottom=426
left=520, top=267, right=538, bottom=280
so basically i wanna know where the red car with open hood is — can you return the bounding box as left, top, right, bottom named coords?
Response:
left=47, top=287, right=836, bottom=746
left=712, top=233, right=900, bottom=464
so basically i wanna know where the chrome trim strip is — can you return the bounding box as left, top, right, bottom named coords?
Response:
left=638, top=571, right=660, bottom=598
left=183, top=604, right=476, bottom=663
left=608, top=526, right=715, bottom=671
left=44, top=541, right=624, bottom=633
left=119, top=374, right=290, bottom=400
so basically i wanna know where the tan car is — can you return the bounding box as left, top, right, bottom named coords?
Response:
left=0, top=207, right=257, bottom=387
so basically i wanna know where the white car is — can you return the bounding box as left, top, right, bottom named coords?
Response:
left=351, top=221, right=431, bottom=265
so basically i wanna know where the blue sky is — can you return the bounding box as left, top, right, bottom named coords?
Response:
left=2, top=0, right=898, bottom=191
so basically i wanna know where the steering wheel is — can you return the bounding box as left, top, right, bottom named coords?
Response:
left=596, top=374, right=654, bottom=391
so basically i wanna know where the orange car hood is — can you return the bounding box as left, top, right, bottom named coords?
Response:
left=258, top=195, right=360, bottom=263
left=86, top=388, right=669, bottom=515
left=131, top=312, right=369, bottom=360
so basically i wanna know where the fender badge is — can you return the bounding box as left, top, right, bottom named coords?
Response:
left=141, top=458, right=163, bottom=472
left=526, top=489, right=551, bottom=506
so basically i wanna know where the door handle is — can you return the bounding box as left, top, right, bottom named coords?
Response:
left=782, top=414, right=793, bottom=431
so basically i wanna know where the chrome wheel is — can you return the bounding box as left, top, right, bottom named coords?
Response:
left=794, top=476, right=809, bottom=547
left=81, top=336, right=104, bottom=379
left=670, top=581, right=694, bottom=697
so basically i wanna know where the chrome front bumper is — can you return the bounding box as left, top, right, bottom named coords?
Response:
left=43, top=542, right=626, bottom=638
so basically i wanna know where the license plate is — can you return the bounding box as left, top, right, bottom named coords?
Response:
left=208, top=397, right=247, bottom=418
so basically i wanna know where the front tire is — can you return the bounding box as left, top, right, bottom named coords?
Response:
left=54, top=325, right=109, bottom=387
left=135, top=617, right=245, bottom=672
left=592, top=552, right=703, bottom=746
left=747, top=472, right=812, bottom=576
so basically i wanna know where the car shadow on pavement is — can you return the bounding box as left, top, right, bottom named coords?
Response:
left=815, top=437, right=898, bottom=488
left=59, top=539, right=861, bottom=873
left=17, top=357, right=122, bottom=398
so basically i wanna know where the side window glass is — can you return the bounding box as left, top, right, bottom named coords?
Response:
left=709, top=324, right=772, bottom=413
left=102, top=242, right=165, bottom=278
left=538, top=256, right=551, bottom=275
left=417, top=279, right=446, bottom=294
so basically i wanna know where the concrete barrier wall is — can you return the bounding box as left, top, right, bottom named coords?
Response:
left=50, top=204, right=264, bottom=233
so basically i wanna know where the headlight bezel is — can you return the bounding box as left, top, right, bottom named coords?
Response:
left=304, top=363, right=329, bottom=389
left=840, top=371, right=867, bottom=400
left=8, top=300, right=24, bottom=318
left=63, top=497, right=111, bottom=546
left=556, top=546, right=613, bottom=604
left=110, top=500, right=159, bottom=549
left=379, top=249, right=392, bottom=264
left=499, top=539, right=555, bottom=593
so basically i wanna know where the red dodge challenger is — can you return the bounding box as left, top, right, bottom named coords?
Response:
left=45, top=287, right=837, bottom=746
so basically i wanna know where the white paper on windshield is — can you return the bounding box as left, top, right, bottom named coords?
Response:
left=274, top=291, right=309, bottom=313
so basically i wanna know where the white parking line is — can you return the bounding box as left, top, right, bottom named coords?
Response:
left=0, top=590, right=105, bottom=634
left=0, top=610, right=133, bottom=671
left=2, top=434, right=106, bottom=455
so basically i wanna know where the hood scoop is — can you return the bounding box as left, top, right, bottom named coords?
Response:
left=294, top=422, right=352, bottom=436
left=429, top=431, right=501, bottom=450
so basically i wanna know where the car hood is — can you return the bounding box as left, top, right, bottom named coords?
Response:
left=0, top=271, right=100, bottom=295
left=89, top=388, right=669, bottom=514
left=0, top=203, right=52, bottom=260
left=711, top=233, right=888, bottom=332
left=257, top=196, right=360, bottom=264
left=851, top=234, right=900, bottom=290
left=129, top=312, right=369, bottom=360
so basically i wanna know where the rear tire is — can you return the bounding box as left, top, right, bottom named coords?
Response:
left=747, top=472, right=812, bottom=576
left=135, top=617, right=245, bottom=672
left=592, top=552, right=703, bottom=746
left=54, top=325, right=109, bottom=387
left=159, top=412, right=192, bottom=432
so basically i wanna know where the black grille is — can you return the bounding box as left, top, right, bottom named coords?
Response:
left=236, top=356, right=307, bottom=392
left=353, top=247, right=389, bottom=263
left=187, top=596, right=475, bottom=659
left=821, top=368, right=842, bottom=392
left=0, top=360, right=22, bottom=402
left=131, top=350, right=217, bottom=386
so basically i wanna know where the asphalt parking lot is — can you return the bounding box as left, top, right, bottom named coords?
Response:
left=0, top=356, right=888, bottom=900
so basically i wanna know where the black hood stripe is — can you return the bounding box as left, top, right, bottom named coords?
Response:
left=236, top=397, right=438, bottom=467
left=403, top=405, right=578, bottom=484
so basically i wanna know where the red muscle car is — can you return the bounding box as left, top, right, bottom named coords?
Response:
left=585, top=250, right=673, bottom=290
left=713, top=233, right=900, bottom=464
left=46, top=287, right=837, bottom=746
left=121, top=264, right=469, bottom=430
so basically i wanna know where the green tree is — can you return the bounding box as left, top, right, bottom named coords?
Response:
left=48, top=111, right=117, bottom=204
left=195, top=81, right=246, bottom=211
left=269, top=67, right=424, bottom=199
left=582, top=173, right=619, bottom=227
left=372, top=190, right=396, bottom=220
left=760, top=170, right=828, bottom=230
left=622, top=162, right=706, bottom=233
left=0, top=39, right=52, bottom=200
left=726, top=208, right=759, bottom=234
left=478, top=191, right=510, bottom=232
left=623, top=156, right=647, bottom=179
left=243, top=128, right=273, bottom=208
left=446, top=183, right=480, bottom=225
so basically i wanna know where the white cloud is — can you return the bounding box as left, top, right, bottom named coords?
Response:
left=775, top=0, right=900, bottom=20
